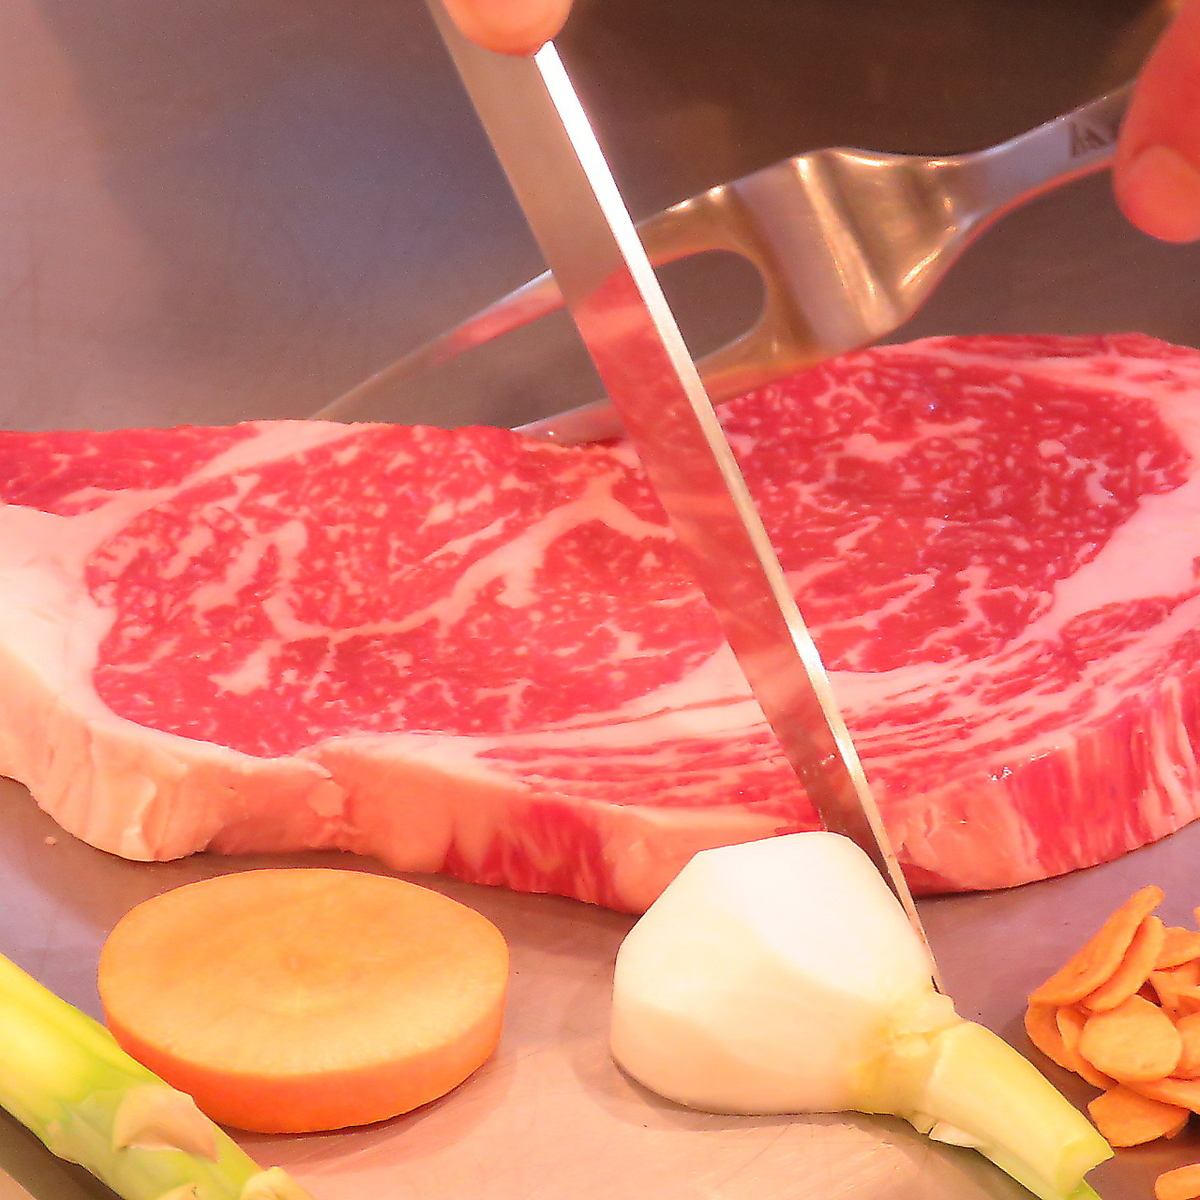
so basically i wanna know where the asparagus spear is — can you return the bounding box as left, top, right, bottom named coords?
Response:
left=0, top=952, right=314, bottom=1200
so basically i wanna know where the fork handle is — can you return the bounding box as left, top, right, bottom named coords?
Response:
left=314, top=194, right=720, bottom=422
left=318, top=83, right=1134, bottom=425
left=951, top=83, right=1132, bottom=230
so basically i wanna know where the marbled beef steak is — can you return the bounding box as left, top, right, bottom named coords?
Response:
left=2, top=334, right=1198, bottom=910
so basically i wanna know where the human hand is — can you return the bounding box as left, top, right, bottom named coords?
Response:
left=441, top=1, right=1200, bottom=243
left=442, top=0, right=574, bottom=54
left=1116, top=0, right=1200, bottom=242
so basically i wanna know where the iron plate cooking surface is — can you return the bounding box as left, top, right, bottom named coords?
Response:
left=1, top=777, right=1196, bottom=1199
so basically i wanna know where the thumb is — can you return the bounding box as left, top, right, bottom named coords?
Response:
left=1115, top=0, right=1200, bottom=243
left=441, top=0, right=573, bottom=55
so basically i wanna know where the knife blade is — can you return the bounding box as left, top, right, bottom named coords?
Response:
left=426, top=2, right=936, bottom=971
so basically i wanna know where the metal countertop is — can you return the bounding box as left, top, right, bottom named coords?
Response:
left=0, top=0, right=1197, bottom=433
left=3, top=779, right=1200, bottom=1200
left=3, top=1, right=1200, bottom=1197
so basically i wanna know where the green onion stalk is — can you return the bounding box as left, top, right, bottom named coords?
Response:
left=0, top=952, right=314, bottom=1200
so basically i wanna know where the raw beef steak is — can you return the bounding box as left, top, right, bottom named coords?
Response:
left=2, top=334, right=1200, bottom=911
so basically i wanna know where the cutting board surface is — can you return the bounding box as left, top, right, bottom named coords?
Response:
left=2, top=777, right=1197, bottom=1199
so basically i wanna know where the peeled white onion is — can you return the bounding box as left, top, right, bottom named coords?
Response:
left=610, top=832, right=1110, bottom=1200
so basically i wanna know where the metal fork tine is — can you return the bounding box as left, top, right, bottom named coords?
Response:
left=314, top=272, right=562, bottom=421
left=313, top=186, right=756, bottom=423
left=316, top=83, right=1131, bottom=434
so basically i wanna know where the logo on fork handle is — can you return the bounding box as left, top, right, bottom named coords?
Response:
left=1069, top=114, right=1120, bottom=157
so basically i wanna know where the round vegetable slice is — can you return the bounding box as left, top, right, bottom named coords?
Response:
left=1177, top=1012, right=1200, bottom=1079
left=1157, top=1163, right=1200, bottom=1200
left=1078, top=994, right=1182, bottom=1083
left=98, top=869, right=509, bottom=1133
left=1054, top=1006, right=1116, bottom=1091
left=1083, top=915, right=1166, bottom=1013
left=1157, top=927, right=1200, bottom=971
left=1023, top=1004, right=1073, bottom=1072
left=1086, top=1085, right=1188, bottom=1147
left=1030, top=885, right=1163, bottom=1007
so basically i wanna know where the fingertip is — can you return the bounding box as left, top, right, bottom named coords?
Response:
left=442, top=0, right=573, bottom=55
left=1115, top=0, right=1200, bottom=241
left=1116, top=144, right=1200, bottom=244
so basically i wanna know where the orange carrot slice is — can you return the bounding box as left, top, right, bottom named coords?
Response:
left=1056, top=1006, right=1117, bottom=1090
left=1178, top=1013, right=1200, bottom=1080
left=1079, top=995, right=1182, bottom=1082
left=1158, top=927, right=1200, bottom=970
left=1134, top=1076, right=1200, bottom=1115
left=1024, top=1003, right=1075, bottom=1072
left=1030, top=885, right=1164, bottom=1006
left=1153, top=962, right=1200, bottom=1017
left=1170, top=962, right=1199, bottom=986
left=1087, top=1085, right=1189, bottom=1146
left=1084, top=915, right=1166, bottom=1012
left=1157, top=1163, right=1200, bottom=1200
left=98, top=869, right=510, bottom=1133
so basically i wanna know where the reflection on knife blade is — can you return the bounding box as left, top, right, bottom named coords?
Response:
left=425, top=2, right=937, bottom=974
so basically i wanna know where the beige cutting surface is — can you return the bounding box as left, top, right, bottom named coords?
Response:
left=0, top=1171, right=35, bottom=1200
left=3, top=775, right=1200, bottom=1199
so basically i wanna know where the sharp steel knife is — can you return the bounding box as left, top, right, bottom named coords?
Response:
left=426, top=1, right=938, bottom=975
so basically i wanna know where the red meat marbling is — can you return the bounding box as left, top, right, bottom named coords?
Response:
left=2, top=334, right=1200, bottom=909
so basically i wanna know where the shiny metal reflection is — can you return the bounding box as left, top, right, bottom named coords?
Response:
left=424, top=0, right=937, bottom=967
left=317, top=85, right=1131, bottom=444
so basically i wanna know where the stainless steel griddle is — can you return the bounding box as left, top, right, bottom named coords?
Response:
left=0, top=0, right=1194, bottom=432
left=2, top=779, right=1199, bottom=1200
left=1, top=1, right=1199, bottom=1197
